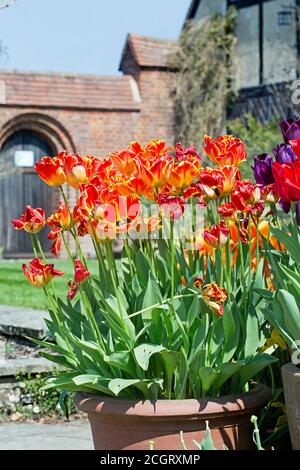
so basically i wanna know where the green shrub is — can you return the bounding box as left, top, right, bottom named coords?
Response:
left=228, top=114, right=281, bottom=180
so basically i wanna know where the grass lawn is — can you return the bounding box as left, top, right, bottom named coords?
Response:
left=0, top=259, right=99, bottom=310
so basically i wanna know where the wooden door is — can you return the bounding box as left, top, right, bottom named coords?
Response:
left=0, top=130, right=54, bottom=256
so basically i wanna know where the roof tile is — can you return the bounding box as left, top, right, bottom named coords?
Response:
left=121, top=33, right=177, bottom=68
left=0, top=71, right=141, bottom=110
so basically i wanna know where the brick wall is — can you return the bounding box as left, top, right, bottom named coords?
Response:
left=0, top=34, right=176, bottom=257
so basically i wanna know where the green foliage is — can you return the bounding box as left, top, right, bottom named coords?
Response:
left=263, top=221, right=300, bottom=356
left=38, top=229, right=276, bottom=401
left=228, top=114, right=281, bottom=180
left=13, top=372, right=74, bottom=420
left=170, top=7, right=237, bottom=146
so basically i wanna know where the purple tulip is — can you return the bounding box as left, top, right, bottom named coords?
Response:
left=252, top=154, right=274, bottom=186
left=296, top=202, right=300, bottom=226
left=280, top=117, right=300, bottom=143
left=273, top=143, right=296, bottom=164
left=279, top=200, right=291, bottom=213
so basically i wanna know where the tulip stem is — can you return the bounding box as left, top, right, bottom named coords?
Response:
left=35, top=235, right=47, bottom=264
left=255, top=217, right=260, bottom=280
left=170, top=220, right=175, bottom=300
left=61, top=231, right=75, bottom=261
left=124, top=240, right=134, bottom=278
left=292, top=202, right=299, bottom=241
left=29, top=234, right=38, bottom=258
left=237, top=227, right=246, bottom=291
left=125, top=292, right=202, bottom=320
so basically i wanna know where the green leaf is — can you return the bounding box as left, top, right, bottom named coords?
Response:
left=133, top=344, right=166, bottom=371
left=211, top=362, right=242, bottom=393
left=244, top=304, right=261, bottom=359
left=108, top=378, right=160, bottom=397
left=136, top=250, right=151, bottom=288
left=72, top=374, right=112, bottom=395
left=222, top=306, right=239, bottom=362
left=155, top=255, right=171, bottom=285
left=174, top=349, right=188, bottom=399
left=277, top=290, right=300, bottom=342
left=104, top=351, right=136, bottom=375
left=271, top=227, right=300, bottom=264
left=187, top=295, right=200, bottom=325
left=189, top=314, right=210, bottom=361
left=199, top=367, right=219, bottom=395
left=160, top=350, right=180, bottom=396
left=232, top=354, right=277, bottom=392
left=141, top=273, right=162, bottom=320
left=194, top=425, right=217, bottom=450
left=39, top=351, right=70, bottom=368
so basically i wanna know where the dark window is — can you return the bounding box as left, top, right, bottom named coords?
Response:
left=278, top=11, right=293, bottom=26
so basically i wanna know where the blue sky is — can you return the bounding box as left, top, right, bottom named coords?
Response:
left=0, top=0, right=191, bottom=75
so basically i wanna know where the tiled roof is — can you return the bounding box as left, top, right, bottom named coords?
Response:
left=120, top=33, right=177, bottom=69
left=0, top=70, right=141, bottom=111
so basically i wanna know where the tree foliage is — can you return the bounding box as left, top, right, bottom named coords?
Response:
left=170, top=7, right=237, bottom=147
left=228, top=114, right=281, bottom=180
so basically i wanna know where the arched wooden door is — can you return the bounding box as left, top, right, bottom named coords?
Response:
left=0, top=130, right=54, bottom=256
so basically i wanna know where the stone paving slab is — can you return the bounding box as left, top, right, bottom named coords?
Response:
left=0, top=357, right=55, bottom=377
left=0, top=421, right=93, bottom=450
left=0, top=305, right=49, bottom=339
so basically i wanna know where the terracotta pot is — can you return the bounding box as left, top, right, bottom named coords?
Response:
left=282, top=363, right=300, bottom=450
left=75, top=383, right=271, bottom=450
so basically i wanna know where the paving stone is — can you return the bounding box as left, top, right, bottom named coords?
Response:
left=0, top=357, right=55, bottom=378
left=0, top=421, right=93, bottom=450
left=0, top=305, right=49, bottom=339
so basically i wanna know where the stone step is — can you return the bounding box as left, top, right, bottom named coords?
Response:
left=0, top=422, right=92, bottom=450
left=0, top=305, right=49, bottom=339
left=0, top=357, right=55, bottom=378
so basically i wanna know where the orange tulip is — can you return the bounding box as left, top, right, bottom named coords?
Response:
left=12, top=206, right=45, bottom=234
left=202, top=283, right=228, bottom=317
left=204, top=135, right=247, bottom=167
left=35, top=152, right=66, bottom=187
left=64, top=154, right=91, bottom=189
left=47, top=202, right=74, bottom=257
left=218, top=165, right=241, bottom=196
left=139, top=155, right=173, bottom=190
left=23, top=258, right=64, bottom=287
left=110, top=150, right=137, bottom=175
left=47, top=202, right=72, bottom=231
left=168, top=157, right=200, bottom=190
left=184, top=182, right=218, bottom=201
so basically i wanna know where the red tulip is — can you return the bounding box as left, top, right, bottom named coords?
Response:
left=12, top=206, right=45, bottom=234
left=203, top=221, right=229, bottom=249
left=272, top=160, right=300, bottom=202
left=231, top=180, right=261, bottom=212
left=23, top=258, right=64, bottom=287
left=67, top=259, right=90, bottom=300
left=74, top=259, right=90, bottom=284
left=35, top=152, right=66, bottom=187
left=47, top=202, right=74, bottom=257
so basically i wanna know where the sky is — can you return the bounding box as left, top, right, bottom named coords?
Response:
left=0, top=0, right=191, bottom=75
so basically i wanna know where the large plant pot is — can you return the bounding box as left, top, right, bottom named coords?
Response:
left=282, top=363, right=300, bottom=450
left=75, top=384, right=271, bottom=450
